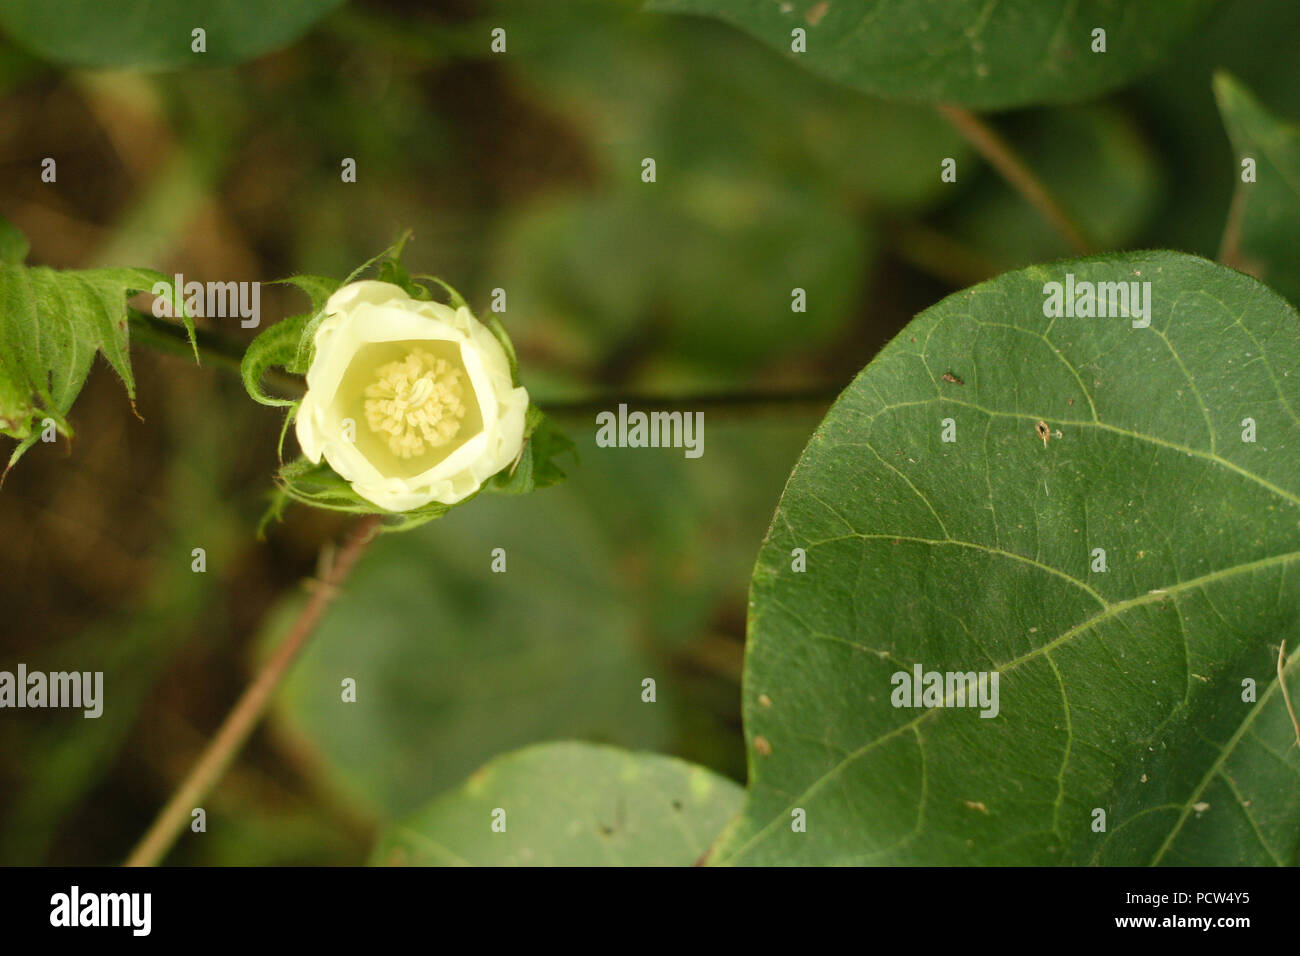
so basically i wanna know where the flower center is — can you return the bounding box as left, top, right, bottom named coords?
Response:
left=363, top=347, right=467, bottom=459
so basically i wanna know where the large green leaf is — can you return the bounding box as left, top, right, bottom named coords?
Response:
left=372, top=742, right=743, bottom=866
left=0, top=0, right=343, bottom=69
left=1215, top=71, right=1300, bottom=309
left=718, top=251, right=1300, bottom=865
left=649, top=0, right=1218, bottom=110
left=0, top=262, right=193, bottom=469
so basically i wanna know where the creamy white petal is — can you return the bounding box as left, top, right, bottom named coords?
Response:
left=296, top=280, right=530, bottom=511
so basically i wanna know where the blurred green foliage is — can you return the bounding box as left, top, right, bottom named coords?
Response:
left=0, top=0, right=345, bottom=69
left=1215, top=71, right=1300, bottom=308
left=0, top=0, right=1298, bottom=864
left=268, top=417, right=815, bottom=823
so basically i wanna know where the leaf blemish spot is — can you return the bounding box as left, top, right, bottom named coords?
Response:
left=754, top=735, right=773, bottom=756
left=1035, top=420, right=1051, bottom=447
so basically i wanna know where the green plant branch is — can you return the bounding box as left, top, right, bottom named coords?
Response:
left=126, top=308, right=233, bottom=368
left=128, top=309, right=302, bottom=396
left=539, top=387, right=840, bottom=418
left=124, top=513, right=382, bottom=867
left=128, top=316, right=842, bottom=415
left=936, top=103, right=1094, bottom=255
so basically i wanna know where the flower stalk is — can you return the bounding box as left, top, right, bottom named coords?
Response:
left=124, top=513, right=382, bottom=867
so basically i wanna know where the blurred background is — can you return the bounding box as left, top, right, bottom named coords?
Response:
left=1, top=0, right=1299, bottom=864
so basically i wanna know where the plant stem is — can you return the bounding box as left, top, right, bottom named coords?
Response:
left=130, top=311, right=841, bottom=415
left=128, top=308, right=304, bottom=397
left=124, top=513, right=382, bottom=867
left=936, top=104, right=1094, bottom=255
left=539, top=386, right=840, bottom=419
left=127, top=309, right=241, bottom=371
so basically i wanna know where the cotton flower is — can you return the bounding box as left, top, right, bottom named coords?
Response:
left=294, top=280, right=528, bottom=511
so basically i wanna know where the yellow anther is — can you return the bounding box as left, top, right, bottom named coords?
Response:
left=363, top=348, right=467, bottom=458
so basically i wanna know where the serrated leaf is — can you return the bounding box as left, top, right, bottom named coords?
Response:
left=371, top=742, right=743, bottom=866
left=648, top=0, right=1218, bottom=110
left=0, top=262, right=193, bottom=468
left=1214, top=71, right=1300, bottom=309
left=718, top=251, right=1300, bottom=865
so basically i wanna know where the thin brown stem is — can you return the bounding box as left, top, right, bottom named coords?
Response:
left=936, top=104, right=1094, bottom=255
left=124, top=513, right=383, bottom=867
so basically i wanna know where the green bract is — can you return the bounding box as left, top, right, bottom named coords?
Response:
left=240, top=241, right=572, bottom=530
